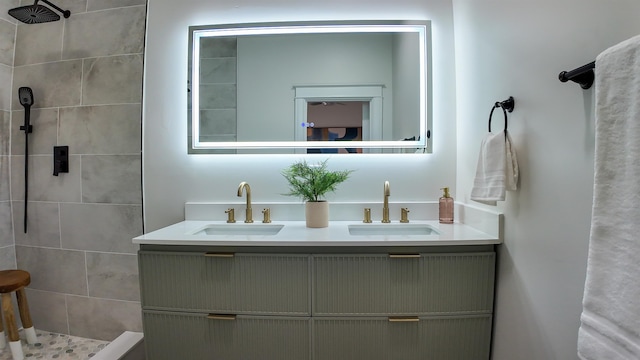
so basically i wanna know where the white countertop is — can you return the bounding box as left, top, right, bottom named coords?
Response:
left=133, top=220, right=500, bottom=247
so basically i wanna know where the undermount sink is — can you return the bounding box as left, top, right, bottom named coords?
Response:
left=348, top=224, right=439, bottom=236
left=192, top=224, right=284, bottom=236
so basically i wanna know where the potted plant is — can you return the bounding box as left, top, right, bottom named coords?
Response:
left=282, top=159, right=353, bottom=228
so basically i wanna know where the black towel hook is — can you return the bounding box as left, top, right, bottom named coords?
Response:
left=489, top=96, right=514, bottom=133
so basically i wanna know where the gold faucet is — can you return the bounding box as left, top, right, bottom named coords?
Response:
left=382, top=181, right=390, bottom=223
left=237, top=182, right=253, bottom=223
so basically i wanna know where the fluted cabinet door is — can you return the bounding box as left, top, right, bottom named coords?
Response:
left=139, top=251, right=310, bottom=315
left=313, top=253, right=495, bottom=315
left=142, top=310, right=209, bottom=360
left=313, top=315, right=492, bottom=360
left=143, top=310, right=311, bottom=360
left=206, top=315, right=311, bottom=360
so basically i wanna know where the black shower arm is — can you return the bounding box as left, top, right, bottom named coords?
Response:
left=35, top=0, right=70, bottom=17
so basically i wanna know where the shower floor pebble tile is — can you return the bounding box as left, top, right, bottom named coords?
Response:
left=0, top=330, right=109, bottom=359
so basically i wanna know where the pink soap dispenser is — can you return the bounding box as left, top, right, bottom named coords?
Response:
left=439, top=187, right=454, bottom=224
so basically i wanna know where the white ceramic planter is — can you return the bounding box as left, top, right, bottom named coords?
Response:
left=305, top=201, right=329, bottom=228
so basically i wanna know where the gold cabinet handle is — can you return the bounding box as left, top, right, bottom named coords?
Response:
left=388, top=254, right=421, bottom=258
left=388, top=316, right=420, bottom=322
left=204, top=252, right=235, bottom=258
left=207, top=314, right=237, bottom=320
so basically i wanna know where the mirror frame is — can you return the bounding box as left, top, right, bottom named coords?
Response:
left=188, top=20, right=432, bottom=154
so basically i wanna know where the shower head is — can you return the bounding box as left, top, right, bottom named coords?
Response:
left=8, top=0, right=71, bottom=24
left=18, top=87, right=34, bottom=108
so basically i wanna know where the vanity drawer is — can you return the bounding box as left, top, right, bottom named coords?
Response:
left=139, top=251, right=310, bottom=315
left=313, top=252, right=495, bottom=315
left=143, top=310, right=311, bottom=360
left=313, top=315, right=492, bottom=360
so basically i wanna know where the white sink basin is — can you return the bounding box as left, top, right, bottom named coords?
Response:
left=348, top=224, right=439, bottom=236
left=192, top=224, right=284, bottom=236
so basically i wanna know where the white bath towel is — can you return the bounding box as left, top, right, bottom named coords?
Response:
left=577, top=34, right=640, bottom=360
left=470, top=131, right=518, bottom=205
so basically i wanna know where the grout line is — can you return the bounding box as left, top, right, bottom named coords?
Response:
left=12, top=52, right=144, bottom=69
left=64, top=294, right=70, bottom=335
left=84, top=251, right=90, bottom=298
left=15, top=244, right=138, bottom=256
left=57, top=202, right=63, bottom=249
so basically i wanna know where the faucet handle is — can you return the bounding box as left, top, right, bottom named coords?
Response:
left=262, top=208, right=271, bottom=223
left=400, top=207, right=410, bottom=223
left=225, top=208, right=236, bottom=223
left=363, top=208, right=372, bottom=223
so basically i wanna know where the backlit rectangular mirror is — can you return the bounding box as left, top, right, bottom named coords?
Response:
left=188, top=20, right=431, bottom=154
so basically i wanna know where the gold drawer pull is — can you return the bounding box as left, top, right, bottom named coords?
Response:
left=207, top=314, right=237, bottom=320
left=389, top=254, right=421, bottom=258
left=388, top=316, right=420, bottom=322
left=204, top=252, right=235, bottom=258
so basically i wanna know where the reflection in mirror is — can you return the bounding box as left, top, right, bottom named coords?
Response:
left=306, top=101, right=365, bottom=154
left=188, top=21, right=431, bottom=154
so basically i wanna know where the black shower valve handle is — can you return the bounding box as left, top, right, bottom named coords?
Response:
left=53, top=146, right=69, bottom=176
left=19, top=124, right=33, bottom=133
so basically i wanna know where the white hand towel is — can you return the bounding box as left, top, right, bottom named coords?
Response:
left=577, top=34, right=640, bottom=360
left=470, top=131, right=518, bottom=205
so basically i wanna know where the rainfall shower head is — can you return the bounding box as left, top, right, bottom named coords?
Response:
left=8, top=0, right=71, bottom=24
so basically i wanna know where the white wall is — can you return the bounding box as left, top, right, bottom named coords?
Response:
left=143, top=0, right=457, bottom=231
left=452, top=0, right=640, bottom=358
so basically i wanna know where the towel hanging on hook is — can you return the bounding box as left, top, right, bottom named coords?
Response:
left=488, top=96, right=515, bottom=133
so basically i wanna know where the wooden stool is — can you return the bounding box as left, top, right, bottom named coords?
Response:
left=0, top=270, right=37, bottom=360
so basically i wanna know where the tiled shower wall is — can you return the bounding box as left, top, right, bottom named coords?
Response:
left=9, top=0, right=146, bottom=341
left=0, top=2, right=17, bottom=270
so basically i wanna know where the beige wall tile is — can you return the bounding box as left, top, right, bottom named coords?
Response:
left=82, top=55, right=143, bottom=105
left=0, top=1, right=20, bottom=23
left=60, top=203, right=142, bottom=253
left=87, top=252, right=140, bottom=301
left=0, top=20, right=16, bottom=66
left=82, top=155, right=141, bottom=204
left=11, top=108, right=59, bottom=155
left=0, top=111, right=8, bottom=153
left=0, top=65, right=12, bottom=110
left=12, top=60, right=82, bottom=109
left=0, top=201, right=13, bottom=247
left=16, top=245, right=88, bottom=295
left=62, top=6, right=145, bottom=59
left=67, top=295, right=142, bottom=341
left=24, top=288, right=69, bottom=334
left=11, top=155, right=82, bottom=202
left=0, top=157, right=9, bottom=200
left=0, top=244, right=16, bottom=270
left=14, top=21, right=63, bottom=66
left=55, top=0, right=88, bottom=15
left=13, top=201, right=61, bottom=248
left=59, top=104, right=141, bottom=154
left=87, top=0, right=146, bottom=11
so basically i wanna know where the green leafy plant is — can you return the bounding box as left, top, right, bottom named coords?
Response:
left=282, top=159, right=353, bottom=202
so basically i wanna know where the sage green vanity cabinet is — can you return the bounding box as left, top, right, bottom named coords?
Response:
left=139, top=245, right=495, bottom=360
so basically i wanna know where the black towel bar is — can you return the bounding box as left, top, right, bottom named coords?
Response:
left=559, top=61, right=595, bottom=89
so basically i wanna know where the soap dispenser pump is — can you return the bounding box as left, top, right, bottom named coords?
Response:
left=439, top=187, right=454, bottom=224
